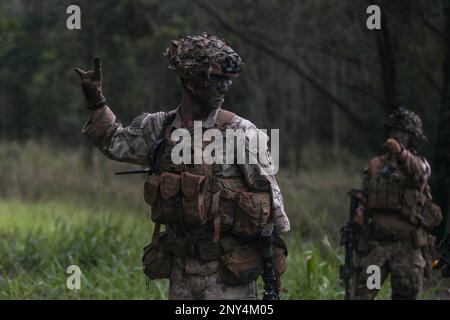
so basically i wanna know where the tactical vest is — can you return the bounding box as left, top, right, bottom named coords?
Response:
left=143, top=108, right=272, bottom=260
left=365, top=154, right=442, bottom=239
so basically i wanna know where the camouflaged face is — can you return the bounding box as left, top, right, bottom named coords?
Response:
left=164, top=32, right=244, bottom=79
left=385, top=106, right=426, bottom=142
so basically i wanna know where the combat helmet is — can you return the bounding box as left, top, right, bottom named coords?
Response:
left=164, top=32, right=244, bottom=79
left=385, top=106, right=427, bottom=148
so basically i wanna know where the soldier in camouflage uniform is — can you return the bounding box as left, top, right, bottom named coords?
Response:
left=351, top=107, right=442, bottom=300
left=74, top=33, right=289, bottom=300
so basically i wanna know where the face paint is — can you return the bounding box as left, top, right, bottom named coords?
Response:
left=388, top=128, right=411, bottom=146
left=190, top=74, right=233, bottom=109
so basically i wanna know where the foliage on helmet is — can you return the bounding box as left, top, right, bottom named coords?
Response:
left=385, top=106, right=427, bottom=146
left=164, top=32, right=244, bottom=79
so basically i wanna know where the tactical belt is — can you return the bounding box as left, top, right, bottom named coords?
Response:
left=371, top=229, right=415, bottom=243
left=370, top=219, right=416, bottom=243
left=165, top=235, right=221, bottom=261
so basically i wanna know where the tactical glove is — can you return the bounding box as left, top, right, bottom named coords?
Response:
left=74, top=57, right=106, bottom=110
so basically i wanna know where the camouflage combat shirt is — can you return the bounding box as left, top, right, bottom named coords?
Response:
left=82, top=105, right=290, bottom=233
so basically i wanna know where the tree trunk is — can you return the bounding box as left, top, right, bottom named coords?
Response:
left=374, top=5, right=398, bottom=112
left=431, top=1, right=450, bottom=238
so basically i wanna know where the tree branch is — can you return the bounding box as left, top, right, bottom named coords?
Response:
left=418, top=12, right=445, bottom=40
left=192, top=0, right=366, bottom=130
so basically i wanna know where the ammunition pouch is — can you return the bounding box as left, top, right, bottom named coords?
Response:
left=367, top=178, right=442, bottom=232
left=367, top=175, right=403, bottom=211
left=219, top=239, right=263, bottom=285
left=399, top=190, right=442, bottom=231
left=218, top=189, right=271, bottom=239
left=144, top=172, right=210, bottom=228
left=142, top=226, right=173, bottom=280
left=144, top=172, right=181, bottom=225
left=399, top=189, right=425, bottom=225
left=418, top=200, right=442, bottom=232
left=218, top=236, right=287, bottom=286
left=181, top=172, right=209, bottom=227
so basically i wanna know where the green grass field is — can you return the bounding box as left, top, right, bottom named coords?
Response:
left=0, top=142, right=448, bottom=299
left=0, top=199, right=392, bottom=300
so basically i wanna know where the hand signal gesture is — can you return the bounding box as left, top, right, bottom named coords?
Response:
left=74, top=57, right=106, bottom=110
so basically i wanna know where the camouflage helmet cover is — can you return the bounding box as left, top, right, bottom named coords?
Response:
left=164, top=32, right=244, bottom=79
left=385, top=106, right=427, bottom=143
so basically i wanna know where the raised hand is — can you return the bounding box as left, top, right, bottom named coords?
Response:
left=385, top=138, right=402, bottom=154
left=74, top=57, right=106, bottom=110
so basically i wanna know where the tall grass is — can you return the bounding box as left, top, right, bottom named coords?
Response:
left=0, top=200, right=365, bottom=300
left=2, top=200, right=448, bottom=300
left=0, top=200, right=166, bottom=299
left=0, top=142, right=448, bottom=299
left=0, top=141, right=148, bottom=215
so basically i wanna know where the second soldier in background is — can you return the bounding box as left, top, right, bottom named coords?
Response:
left=350, top=107, right=442, bottom=300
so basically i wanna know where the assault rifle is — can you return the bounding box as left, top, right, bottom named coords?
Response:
left=261, top=222, right=279, bottom=300
left=115, top=168, right=152, bottom=175
left=340, top=189, right=363, bottom=300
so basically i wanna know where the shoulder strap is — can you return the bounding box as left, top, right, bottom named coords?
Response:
left=151, top=223, right=161, bottom=245
left=215, top=108, right=236, bottom=129
left=162, top=110, right=177, bottom=132
left=147, top=110, right=177, bottom=172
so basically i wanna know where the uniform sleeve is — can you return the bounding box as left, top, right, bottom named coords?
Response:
left=228, top=116, right=290, bottom=234
left=81, top=105, right=166, bottom=165
left=398, top=151, right=431, bottom=185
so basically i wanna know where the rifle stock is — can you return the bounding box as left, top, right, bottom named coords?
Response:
left=261, top=222, right=279, bottom=300
left=340, top=189, right=362, bottom=300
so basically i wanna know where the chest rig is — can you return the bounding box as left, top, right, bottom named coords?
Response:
left=366, top=155, right=409, bottom=213
left=365, top=154, right=441, bottom=239
left=143, top=108, right=272, bottom=261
